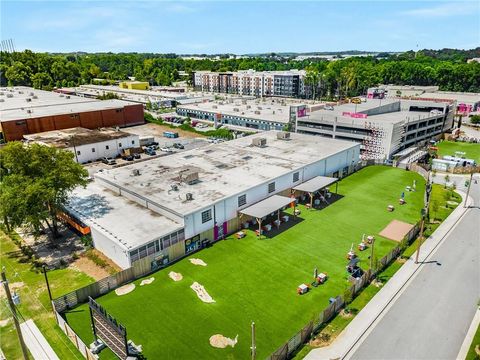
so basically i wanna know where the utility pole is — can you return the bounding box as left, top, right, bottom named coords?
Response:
left=1, top=268, right=29, bottom=360
left=251, top=321, right=256, bottom=360
left=464, top=172, right=473, bottom=208
left=369, top=238, right=375, bottom=271
left=415, top=180, right=432, bottom=264
left=43, top=265, right=53, bottom=311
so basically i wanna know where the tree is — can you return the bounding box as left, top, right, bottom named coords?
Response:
left=431, top=199, right=439, bottom=221
left=0, top=142, right=88, bottom=239
left=305, top=67, right=319, bottom=100
left=5, top=61, right=31, bottom=86
left=470, top=115, right=480, bottom=124
left=444, top=174, right=450, bottom=188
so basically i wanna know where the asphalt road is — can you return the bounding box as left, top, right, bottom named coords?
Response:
left=349, top=175, right=480, bottom=360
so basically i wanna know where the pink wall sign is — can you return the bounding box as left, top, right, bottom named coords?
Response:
left=342, top=112, right=368, bottom=119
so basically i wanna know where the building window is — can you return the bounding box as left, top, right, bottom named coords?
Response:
left=119, top=143, right=122, bottom=147
left=92, top=148, right=95, bottom=153
left=129, top=250, right=139, bottom=262
left=238, top=194, right=247, bottom=207
left=105, top=145, right=109, bottom=150
left=163, top=236, right=171, bottom=249
left=131, top=140, right=135, bottom=144
left=293, top=172, right=300, bottom=182
left=201, top=209, right=212, bottom=223
left=268, top=182, right=276, bottom=193
left=76, top=150, right=81, bottom=155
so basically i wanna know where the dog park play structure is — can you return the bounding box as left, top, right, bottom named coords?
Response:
left=58, top=166, right=425, bottom=360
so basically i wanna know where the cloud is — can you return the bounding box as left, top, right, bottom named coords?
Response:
left=402, top=2, right=479, bottom=18
left=166, top=3, right=196, bottom=13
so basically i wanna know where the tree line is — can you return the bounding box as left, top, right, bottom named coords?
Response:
left=1, top=49, right=479, bottom=97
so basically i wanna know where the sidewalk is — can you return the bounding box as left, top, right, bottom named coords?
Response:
left=305, top=190, right=472, bottom=360
left=20, top=319, right=60, bottom=360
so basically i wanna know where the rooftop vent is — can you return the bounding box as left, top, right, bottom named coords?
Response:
left=26, top=98, right=32, bottom=102
left=186, top=193, right=194, bottom=201
left=26, top=109, right=33, bottom=114
left=252, top=137, right=267, bottom=147
left=277, top=132, right=291, bottom=140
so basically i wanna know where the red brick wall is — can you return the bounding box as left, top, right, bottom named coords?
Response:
left=123, top=104, right=145, bottom=126
left=2, top=104, right=145, bottom=142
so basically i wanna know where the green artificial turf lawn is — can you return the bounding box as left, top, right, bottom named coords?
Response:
left=436, top=140, right=480, bottom=162
left=64, top=166, right=425, bottom=359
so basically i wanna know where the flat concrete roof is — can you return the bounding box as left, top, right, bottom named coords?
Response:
left=24, top=127, right=134, bottom=148
left=240, top=195, right=293, bottom=219
left=421, top=92, right=480, bottom=104
left=95, top=131, right=358, bottom=216
left=293, top=176, right=338, bottom=193
left=178, top=98, right=300, bottom=124
left=1, top=98, right=138, bottom=122
left=0, top=86, right=95, bottom=112
left=66, top=181, right=183, bottom=250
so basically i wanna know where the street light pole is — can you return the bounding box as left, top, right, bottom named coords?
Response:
left=415, top=179, right=432, bottom=264
left=1, top=267, right=29, bottom=360
left=43, top=265, right=53, bottom=312
left=251, top=321, right=256, bottom=360
left=464, top=172, right=473, bottom=208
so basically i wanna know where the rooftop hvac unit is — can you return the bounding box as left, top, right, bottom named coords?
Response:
left=26, top=98, right=31, bottom=102
left=171, top=184, right=179, bottom=191
left=233, top=108, right=239, bottom=112
left=186, top=193, right=194, bottom=201
left=26, top=109, right=33, bottom=114
left=29, top=92, right=34, bottom=96
left=252, top=137, right=267, bottom=147
left=32, top=95, right=38, bottom=99
left=254, top=110, right=261, bottom=115
left=212, top=105, right=217, bottom=109
left=277, top=132, right=291, bottom=140
left=59, top=94, right=64, bottom=97
left=0, top=99, right=4, bottom=102
left=258, top=106, right=262, bottom=110
left=246, top=105, right=251, bottom=109
left=180, top=170, right=199, bottom=184
left=66, top=95, right=70, bottom=99
left=6, top=94, right=13, bottom=98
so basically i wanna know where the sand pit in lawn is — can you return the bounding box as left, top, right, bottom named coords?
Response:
left=190, top=282, right=215, bottom=303
left=379, top=220, right=415, bottom=241
left=189, top=258, right=207, bottom=266
left=168, top=272, right=183, bottom=281
left=140, top=277, right=155, bottom=286
left=209, top=334, right=238, bottom=348
left=115, top=283, right=135, bottom=296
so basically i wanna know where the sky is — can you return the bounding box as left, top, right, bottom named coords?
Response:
left=1, top=1, right=479, bottom=54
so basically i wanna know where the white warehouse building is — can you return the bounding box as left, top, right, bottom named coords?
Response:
left=66, top=131, right=360, bottom=269
left=23, top=127, right=140, bottom=164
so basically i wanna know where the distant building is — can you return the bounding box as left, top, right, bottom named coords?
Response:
left=23, top=127, right=139, bottom=163
left=192, top=69, right=307, bottom=98
left=0, top=87, right=144, bottom=142
left=296, top=98, right=455, bottom=160
left=119, top=81, right=149, bottom=90
left=177, top=97, right=308, bottom=131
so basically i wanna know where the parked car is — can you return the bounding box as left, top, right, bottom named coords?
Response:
left=145, top=148, right=156, bottom=156
left=133, top=153, right=141, bottom=159
left=173, top=143, right=184, bottom=149
left=160, top=147, right=173, bottom=152
left=324, top=105, right=334, bottom=111
left=101, top=157, right=116, bottom=165
left=122, top=154, right=134, bottom=161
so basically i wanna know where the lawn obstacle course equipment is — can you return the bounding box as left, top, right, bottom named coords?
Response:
left=88, top=297, right=141, bottom=359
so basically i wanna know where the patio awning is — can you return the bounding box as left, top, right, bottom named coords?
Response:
left=293, top=176, right=338, bottom=193
left=239, top=195, right=293, bottom=219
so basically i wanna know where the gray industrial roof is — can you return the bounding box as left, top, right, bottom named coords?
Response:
left=292, top=176, right=338, bottom=193
left=94, top=131, right=358, bottom=216
left=239, top=195, right=293, bottom=219
left=66, top=181, right=183, bottom=250
left=0, top=86, right=139, bottom=122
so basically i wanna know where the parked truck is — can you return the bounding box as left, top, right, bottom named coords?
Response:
left=163, top=131, right=179, bottom=139
left=139, top=136, right=155, bottom=147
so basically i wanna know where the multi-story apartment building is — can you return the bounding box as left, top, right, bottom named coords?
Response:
left=193, top=69, right=306, bottom=98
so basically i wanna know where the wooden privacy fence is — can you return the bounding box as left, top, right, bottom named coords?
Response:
left=54, top=309, right=97, bottom=360
left=266, top=221, right=420, bottom=360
